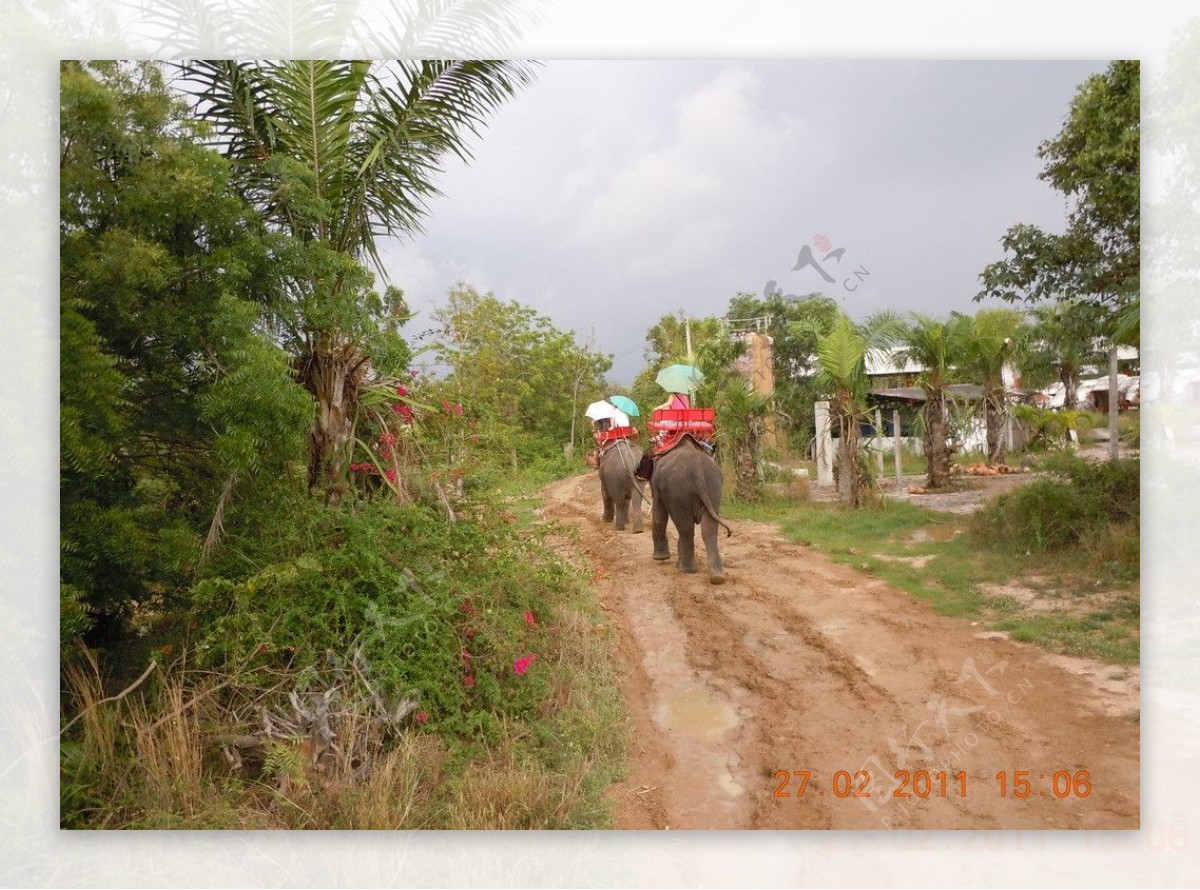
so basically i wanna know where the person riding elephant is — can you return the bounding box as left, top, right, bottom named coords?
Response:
left=650, top=437, right=731, bottom=583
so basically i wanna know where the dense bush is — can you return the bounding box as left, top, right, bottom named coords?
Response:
left=188, top=495, right=566, bottom=738
left=973, top=454, right=1139, bottom=557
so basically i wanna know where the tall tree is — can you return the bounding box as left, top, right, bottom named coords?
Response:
left=977, top=61, right=1139, bottom=320
left=60, top=61, right=310, bottom=641
left=177, top=60, right=536, bottom=494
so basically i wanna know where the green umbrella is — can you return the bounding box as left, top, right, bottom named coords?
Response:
left=655, top=364, right=704, bottom=394
left=607, top=395, right=640, bottom=417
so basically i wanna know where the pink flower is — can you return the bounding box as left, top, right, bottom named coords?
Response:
left=463, top=674, right=475, bottom=688
left=385, top=469, right=397, bottom=483
left=409, top=369, right=419, bottom=378
left=396, top=385, right=409, bottom=397
left=416, top=710, right=428, bottom=724
left=522, top=610, right=536, bottom=628
left=454, top=403, right=463, bottom=415
left=442, top=400, right=452, bottom=414
left=513, top=654, right=538, bottom=676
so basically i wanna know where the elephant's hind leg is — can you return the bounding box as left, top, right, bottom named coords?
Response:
left=651, top=494, right=671, bottom=560
left=674, top=512, right=697, bottom=573
left=700, top=513, right=726, bottom=584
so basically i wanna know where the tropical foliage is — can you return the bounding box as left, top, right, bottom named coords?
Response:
left=895, top=314, right=968, bottom=489
left=176, top=60, right=536, bottom=495
left=808, top=310, right=904, bottom=506
left=977, top=60, right=1139, bottom=320
left=958, top=309, right=1030, bottom=465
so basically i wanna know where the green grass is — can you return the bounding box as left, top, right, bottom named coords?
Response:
left=724, top=493, right=1140, bottom=664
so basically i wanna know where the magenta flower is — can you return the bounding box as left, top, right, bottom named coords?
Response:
left=416, top=710, right=428, bottom=724
left=513, top=654, right=538, bottom=676
left=385, top=469, right=397, bottom=483
left=409, top=369, right=419, bottom=378
left=523, top=610, right=536, bottom=628
left=464, top=674, right=475, bottom=688
left=396, top=385, right=409, bottom=397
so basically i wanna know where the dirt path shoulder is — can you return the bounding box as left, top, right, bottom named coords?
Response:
left=542, top=472, right=1140, bottom=830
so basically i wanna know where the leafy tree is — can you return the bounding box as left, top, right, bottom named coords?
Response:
left=60, top=61, right=310, bottom=641
left=896, top=314, right=969, bottom=489
left=978, top=61, right=1139, bottom=320
left=809, top=310, right=904, bottom=506
left=429, top=285, right=612, bottom=465
left=177, top=60, right=536, bottom=494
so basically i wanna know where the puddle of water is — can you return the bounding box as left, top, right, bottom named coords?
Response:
left=657, top=686, right=740, bottom=738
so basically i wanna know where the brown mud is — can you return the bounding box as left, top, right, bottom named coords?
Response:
left=542, top=472, right=1140, bottom=830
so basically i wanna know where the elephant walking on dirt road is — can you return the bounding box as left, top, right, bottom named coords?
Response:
left=650, top=437, right=732, bottom=583
left=598, top=438, right=646, bottom=533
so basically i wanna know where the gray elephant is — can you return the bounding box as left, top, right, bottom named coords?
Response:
left=597, top=438, right=646, bottom=533
left=651, top=438, right=732, bottom=583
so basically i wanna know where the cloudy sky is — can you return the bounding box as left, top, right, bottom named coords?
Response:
left=378, top=59, right=1110, bottom=384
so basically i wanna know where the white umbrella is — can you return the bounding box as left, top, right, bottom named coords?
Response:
left=585, top=400, right=621, bottom=422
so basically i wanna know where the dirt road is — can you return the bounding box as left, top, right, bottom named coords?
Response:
left=542, top=472, right=1140, bottom=830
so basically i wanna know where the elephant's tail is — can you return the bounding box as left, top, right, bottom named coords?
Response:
left=693, top=461, right=733, bottom=538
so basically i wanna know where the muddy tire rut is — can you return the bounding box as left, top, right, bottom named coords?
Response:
left=542, top=472, right=1139, bottom=830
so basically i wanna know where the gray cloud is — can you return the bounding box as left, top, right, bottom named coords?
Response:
left=382, top=59, right=1108, bottom=382
left=384, top=56, right=1104, bottom=383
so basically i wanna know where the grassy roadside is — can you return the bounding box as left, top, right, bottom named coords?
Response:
left=724, top=491, right=1140, bottom=665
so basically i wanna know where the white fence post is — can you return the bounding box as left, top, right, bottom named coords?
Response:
left=873, top=407, right=884, bottom=481
left=815, top=400, right=834, bottom=487
left=893, top=408, right=902, bottom=486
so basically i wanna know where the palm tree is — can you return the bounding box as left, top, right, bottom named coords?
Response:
left=896, top=314, right=969, bottom=490
left=810, top=310, right=904, bottom=506
left=958, top=308, right=1029, bottom=465
left=177, top=60, right=536, bottom=494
